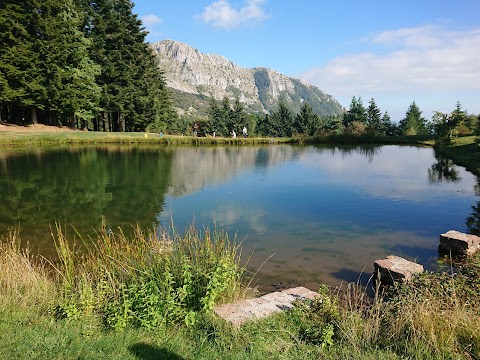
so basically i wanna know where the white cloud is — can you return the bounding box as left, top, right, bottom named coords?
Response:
left=197, top=0, right=269, bottom=29
left=301, top=25, right=480, bottom=97
left=140, top=14, right=162, bottom=27
left=140, top=14, right=163, bottom=38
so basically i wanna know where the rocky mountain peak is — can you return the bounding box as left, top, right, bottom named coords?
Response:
left=150, top=40, right=344, bottom=117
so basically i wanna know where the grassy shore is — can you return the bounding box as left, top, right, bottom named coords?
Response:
left=0, top=125, right=437, bottom=147
left=1, top=226, right=480, bottom=359
left=0, top=128, right=298, bottom=146
left=435, top=135, right=480, bottom=176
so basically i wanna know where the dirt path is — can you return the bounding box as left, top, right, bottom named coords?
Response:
left=0, top=124, right=77, bottom=133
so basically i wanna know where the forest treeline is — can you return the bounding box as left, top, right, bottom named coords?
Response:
left=188, top=96, right=480, bottom=142
left=0, top=0, right=176, bottom=132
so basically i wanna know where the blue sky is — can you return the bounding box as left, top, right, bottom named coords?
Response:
left=133, top=0, right=480, bottom=121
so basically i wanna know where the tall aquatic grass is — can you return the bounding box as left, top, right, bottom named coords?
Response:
left=51, top=223, right=255, bottom=329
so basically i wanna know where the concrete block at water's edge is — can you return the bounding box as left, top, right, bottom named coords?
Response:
left=439, top=230, right=480, bottom=256
left=374, top=255, right=424, bottom=285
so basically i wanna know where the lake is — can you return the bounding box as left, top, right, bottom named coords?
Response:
left=0, top=144, right=478, bottom=291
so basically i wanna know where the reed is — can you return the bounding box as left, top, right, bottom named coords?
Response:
left=51, top=223, right=255, bottom=329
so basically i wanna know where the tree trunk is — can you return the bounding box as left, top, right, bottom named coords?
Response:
left=7, top=104, right=12, bottom=123
left=118, top=113, right=124, bottom=132
left=31, top=107, right=38, bottom=124
left=112, top=112, right=119, bottom=132
left=102, top=113, right=106, bottom=132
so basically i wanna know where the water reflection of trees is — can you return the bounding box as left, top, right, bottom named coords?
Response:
left=466, top=201, right=480, bottom=236
left=167, top=146, right=302, bottom=196
left=428, top=153, right=461, bottom=184
left=0, top=147, right=173, bottom=251
left=313, top=144, right=382, bottom=163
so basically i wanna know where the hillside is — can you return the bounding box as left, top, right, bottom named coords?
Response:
left=151, top=40, right=344, bottom=118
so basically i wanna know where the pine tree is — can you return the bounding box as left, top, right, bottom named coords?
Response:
left=0, top=1, right=46, bottom=124
left=39, top=0, right=101, bottom=127
left=220, top=96, right=233, bottom=133
left=343, top=96, right=367, bottom=134
left=294, top=102, right=320, bottom=136
left=381, top=112, right=396, bottom=136
left=399, top=101, right=429, bottom=135
left=271, top=101, right=293, bottom=137
left=232, top=98, right=247, bottom=130
left=208, top=97, right=227, bottom=136
left=366, top=98, right=383, bottom=135
left=433, top=102, right=467, bottom=143
left=89, top=0, right=170, bottom=132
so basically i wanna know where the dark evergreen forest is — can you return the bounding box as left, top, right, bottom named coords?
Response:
left=0, top=0, right=176, bottom=132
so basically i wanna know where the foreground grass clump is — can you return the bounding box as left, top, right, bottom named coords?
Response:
left=0, top=230, right=55, bottom=314
left=324, top=257, right=480, bottom=359
left=53, top=224, right=253, bottom=329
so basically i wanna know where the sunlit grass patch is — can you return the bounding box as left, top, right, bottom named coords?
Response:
left=0, top=230, right=56, bottom=314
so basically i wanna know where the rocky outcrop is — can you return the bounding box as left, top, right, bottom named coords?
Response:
left=374, top=255, right=424, bottom=285
left=439, top=230, right=480, bottom=256
left=151, top=40, right=344, bottom=117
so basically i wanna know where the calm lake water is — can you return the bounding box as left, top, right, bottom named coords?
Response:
left=0, top=144, right=478, bottom=290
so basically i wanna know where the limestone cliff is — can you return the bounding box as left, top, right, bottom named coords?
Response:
left=151, top=40, right=344, bottom=117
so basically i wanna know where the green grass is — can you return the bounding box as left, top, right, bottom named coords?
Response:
left=0, top=130, right=297, bottom=146
left=0, top=128, right=436, bottom=147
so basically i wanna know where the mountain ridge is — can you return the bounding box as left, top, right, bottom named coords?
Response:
left=150, top=40, right=344, bottom=117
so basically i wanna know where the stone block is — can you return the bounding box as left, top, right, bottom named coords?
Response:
left=213, top=286, right=318, bottom=326
left=439, top=230, right=480, bottom=256
left=374, top=255, right=424, bottom=285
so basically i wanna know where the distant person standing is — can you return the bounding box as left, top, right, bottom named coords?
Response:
left=193, top=123, right=199, bottom=137
left=232, top=130, right=236, bottom=138
left=243, top=126, right=248, bottom=138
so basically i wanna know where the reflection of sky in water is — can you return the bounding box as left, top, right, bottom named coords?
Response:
left=158, top=145, right=478, bottom=289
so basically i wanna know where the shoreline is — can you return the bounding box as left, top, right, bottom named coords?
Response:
left=1, top=126, right=478, bottom=177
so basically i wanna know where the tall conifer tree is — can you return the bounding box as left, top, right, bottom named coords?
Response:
left=0, top=1, right=45, bottom=124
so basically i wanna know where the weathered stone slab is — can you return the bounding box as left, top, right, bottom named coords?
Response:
left=213, top=286, right=318, bottom=327
left=439, top=230, right=480, bottom=256
left=374, top=255, right=424, bottom=285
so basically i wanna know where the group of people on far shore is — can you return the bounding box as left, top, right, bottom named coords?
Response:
left=230, top=127, right=248, bottom=138
left=193, top=123, right=248, bottom=138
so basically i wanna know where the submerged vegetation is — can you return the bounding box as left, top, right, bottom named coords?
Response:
left=1, top=225, right=480, bottom=359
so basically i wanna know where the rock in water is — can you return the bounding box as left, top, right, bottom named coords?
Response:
left=374, top=255, right=424, bottom=285
left=439, top=230, right=480, bottom=256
